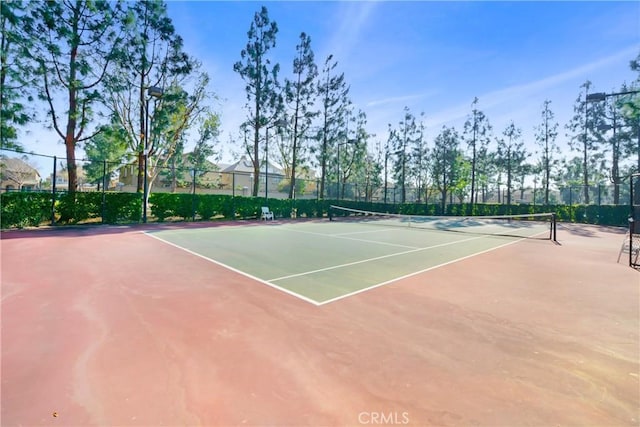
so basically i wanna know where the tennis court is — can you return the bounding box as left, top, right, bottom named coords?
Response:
left=2, top=213, right=638, bottom=426
left=146, top=210, right=555, bottom=304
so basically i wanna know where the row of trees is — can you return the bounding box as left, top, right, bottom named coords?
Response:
left=2, top=2, right=639, bottom=209
left=233, top=6, right=640, bottom=207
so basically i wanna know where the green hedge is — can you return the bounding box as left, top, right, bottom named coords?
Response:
left=0, top=192, right=51, bottom=228
left=1, top=191, right=141, bottom=228
left=0, top=190, right=633, bottom=229
left=56, top=192, right=142, bottom=224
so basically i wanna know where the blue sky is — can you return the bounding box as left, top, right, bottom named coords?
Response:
left=16, top=1, right=640, bottom=172
left=165, top=0, right=639, bottom=163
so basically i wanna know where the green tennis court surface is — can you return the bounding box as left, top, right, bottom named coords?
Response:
left=146, top=218, right=551, bottom=305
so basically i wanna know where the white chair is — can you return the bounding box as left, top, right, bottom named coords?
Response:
left=261, top=206, right=274, bottom=221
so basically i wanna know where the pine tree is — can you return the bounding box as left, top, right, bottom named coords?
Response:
left=391, top=107, right=422, bottom=203
left=233, top=6, right=280, bottom=197
left=31, top=0, right=123, bottom=194
left=316, top=54, right=350, bottom=199
left=0, top=1, right=35, bottom=150
left=432, top=126, right=461, bottom=212
left=534, top=100, right=559, bottom=205
left=496, top=122, right=528, bottom=205
left=284, top=32, right=318, bottom=199
left=109, top=0, right=194, bottom=192
left=463, top=97, right=492, bottom=205
left=565, top=81, right=603, bottom=204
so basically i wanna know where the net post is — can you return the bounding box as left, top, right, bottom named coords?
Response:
left=51, top=156, right=57, bottom=226
left=630, top=217, right=634, bottom=267
left=552, top=213, right=557, bottom=242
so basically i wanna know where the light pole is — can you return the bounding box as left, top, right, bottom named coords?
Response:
left=143, top=86, right=163, bottom=223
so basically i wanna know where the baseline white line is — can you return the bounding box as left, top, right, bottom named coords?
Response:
left=317, top=230, right=548, bottom=305
left=142, top=231, right=321, bottom=306
left=269, top=234, right=485, bottom=282
left=277, top=226, right=421, bottom=249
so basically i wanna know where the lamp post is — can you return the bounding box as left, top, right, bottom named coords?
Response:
left=143, top=86, right=163, bottom=223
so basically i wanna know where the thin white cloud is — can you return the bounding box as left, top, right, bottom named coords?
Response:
left=323, top=2, right=378, bottom=63
left=366, top=91, right=439, bottom=108
left=426, top=44, right=640, bottom=129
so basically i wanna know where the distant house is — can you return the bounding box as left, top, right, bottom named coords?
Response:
left=156, top=155, right=221, bottom=191
left=48, top=163, right=95, bottom=191
left=118, top=162, right=138, bottom=188
left=118, top=154, right=224, bottom=193
left=219, top=156, right=285, bottom=195
left=0, top=156, right=41, bottom=192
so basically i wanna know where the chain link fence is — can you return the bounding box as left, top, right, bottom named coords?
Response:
left=0, top=148, right=634, bottom=207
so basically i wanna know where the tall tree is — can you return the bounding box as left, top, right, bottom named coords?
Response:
left=187, top=112, right=222, bottom=187
left=566, top=81, right=603, bottom=204
left=189, top=113, right=221, bottom=170
left=452, top=155, right=471, bottom=204
left=1, top=1, right=35, bottom=150
left=316, top=54, right=350, bottom=199
left=432, top=126, right=461, bottom=212
left=476, top=143, right=493, bottom=203
left=593, top=88, right=632, bottom=204
left=391, top=107, right=422, bottom=203
left=556, top=155, right=606, bottom=204
left=108, top=0, right=193, bottom=192
left=31, top=0, right=122, bottom=194
left=409, top=115, right=428, bottom=203
left=84, top=119, right=131, bottom=187
left=496, top=122, right=527, bottom=205
left=625, top=54, right=640, bottom=201
left=383, top=127, right=393, bottom=204
left=338, top=110, right=370, bottom=200
left=234, top=6, right=280, bottom=197
left=534, top=99, right=559, bottom=205
left=359, top=148, right=383, bottom=202
left=147, top=72, right=213, bottom=195
left=284, top=32, right=318, bottom=199
left=463, top=97, right=492, bottom=205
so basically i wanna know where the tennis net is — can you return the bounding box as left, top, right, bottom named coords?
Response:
left=329, top=205, right=557, bottom=241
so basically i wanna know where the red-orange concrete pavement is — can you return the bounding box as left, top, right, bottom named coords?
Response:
left=1, top=223, right=638, bottom=426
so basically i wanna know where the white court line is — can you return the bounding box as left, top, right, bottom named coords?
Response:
left=278, top=226, right=421, bottom=249
left=268, top=234, right=485, bottom=282
left=142, top=231, right=322, bottom=306
left=143, top=226, right=547, bottom=307
left=317, top=229, right=548, bottom=305
left=333, top=228, right=398, bottom=236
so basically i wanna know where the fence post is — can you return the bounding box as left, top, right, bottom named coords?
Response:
left=569, top=186, right=573, bottom=206
left=631, top=217, right=636, bottom=266
left=232, top=172, right=236, bottom=219
left=192, top=168, right=197, bottom=221
left=101, top=160, right=107, bottom=223
left=51, top=156, right=57, bottom=225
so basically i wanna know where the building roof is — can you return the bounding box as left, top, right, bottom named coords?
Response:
left=0, top=156, right=41, bottom=178
left=220, top=156, right=284, bottom=176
